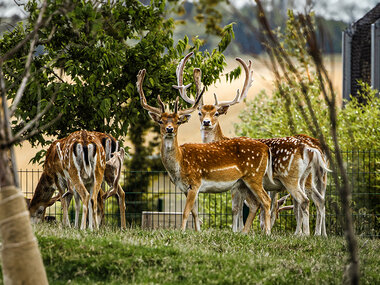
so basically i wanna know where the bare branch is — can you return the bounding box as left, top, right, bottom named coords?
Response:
left=0, top=113, right=62, bottom=150
left=9, top=33, right=38, bottom=116
left=13, top=92, right=58, bottom=139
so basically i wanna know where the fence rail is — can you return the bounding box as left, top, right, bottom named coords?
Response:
left=21, top=150, right=379, bottom=237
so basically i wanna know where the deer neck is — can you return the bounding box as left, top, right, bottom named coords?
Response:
left=201, top=122, right=227, bottom=143
left=160, top=134, right=182, bottom=181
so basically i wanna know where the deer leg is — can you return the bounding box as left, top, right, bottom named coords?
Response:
left=292, top=198, right=300, bottom=234
left=231, top=184, right=244, bottom=232
left=182, top=187, right=199, bottom=231
left=299, top=169, right=311, bottom=236
left=191, top=199, right=201, bottom=232
left=316, top=172, right=327, bottom=237
left=63, top=191, right=73, bottom=226
left=269, top=191, right=279, bottom=228
left=308, top=179, right=325, bottom=236
left=73, top=190, right=81, bottom=228
left=260, top=191, right=279, bottom=230
left=97, top=187, right=105, bottom=227
left=243, top=175, right=271, bottom=235
left=90, top=176, right=103, bottom=230
left=116, top=184, right=126, bottom=230
left=242, top=190, right=260, bottom=234
left=54, top=177, right=71, bottom=227
left=281, top=178, right=310, bottom=236
left=78, top=186, right=90, bottom=230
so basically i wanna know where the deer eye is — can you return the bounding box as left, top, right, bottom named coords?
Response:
left=214, top=112, right=219, bottom=117
left=198, top=111, right=202, bottom=116
left=158, top=120, right=163, bottom=124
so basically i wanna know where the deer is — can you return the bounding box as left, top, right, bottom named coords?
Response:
left=29, top=137, right=73, bottom=226
left=177, top=53, right=329, bottom=235
left=102, top=147, right=126, bottom=228
left=62, top=131, right=126, bottom=229
left=54, top=130, right=106, bottom=230
left=29, top=131, right=127, bottom=229
left=137, top=66, right=274, bottom=235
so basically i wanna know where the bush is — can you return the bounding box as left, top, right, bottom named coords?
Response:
left=235, top=81, right=380, bottom=150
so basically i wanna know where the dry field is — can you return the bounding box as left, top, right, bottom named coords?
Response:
left=14, top=55, right=343, bottom=171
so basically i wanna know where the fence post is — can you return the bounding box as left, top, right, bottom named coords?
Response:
left=371, top=19, right=380, bottom=92
left=342, top=29, right=353, bottom=104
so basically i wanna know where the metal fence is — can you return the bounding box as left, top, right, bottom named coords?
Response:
left=21, top=150, right=379, bottom=236
left=342, top=4, right=380, bottom=103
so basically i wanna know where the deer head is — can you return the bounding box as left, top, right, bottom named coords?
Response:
left=136, top=54, right=205, bottom=138
left=191, top=58, right=253, bottom=139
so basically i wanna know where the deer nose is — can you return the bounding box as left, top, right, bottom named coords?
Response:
left=166, top=126, right=174, bottom=133
left=203, top=119, right=211, bottom=126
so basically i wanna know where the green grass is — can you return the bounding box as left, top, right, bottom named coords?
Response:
left=1, top=224, right=380, bottom=284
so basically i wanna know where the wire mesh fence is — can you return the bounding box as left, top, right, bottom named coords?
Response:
left=21, top=150, right=379, bottom=236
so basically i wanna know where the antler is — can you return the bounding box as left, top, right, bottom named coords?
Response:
left=177, top=87, right=205, bottom=116
left=136, top=69, right=165, bottom=114
left=193, top=68, right=205, bottom=107
left=173, top=52, right=194, bottom=104
left=175, top=69, right=205, bottom=116
left=214, top=57, right=254, bottom=107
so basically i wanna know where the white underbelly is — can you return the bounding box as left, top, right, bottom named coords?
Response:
left=199, top=179, right=238, bottom=193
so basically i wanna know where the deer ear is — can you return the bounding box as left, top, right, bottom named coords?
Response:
left=148, top=112, right=162, bottom=124
left=119, top=147, right=125, bottom=159
left=217, top=105, right=229, bottom=115
left=178, top=114, right=191, bottom=125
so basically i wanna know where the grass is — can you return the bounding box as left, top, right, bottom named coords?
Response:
left=1, top=224, right=379, bottom=284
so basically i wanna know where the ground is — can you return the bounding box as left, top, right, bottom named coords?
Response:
left=1, top=223, right=377, bottom=284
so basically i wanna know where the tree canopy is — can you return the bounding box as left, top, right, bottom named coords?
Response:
left=0, top=0, right=238, bottom=163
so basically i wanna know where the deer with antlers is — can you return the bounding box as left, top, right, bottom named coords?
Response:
left=176, top=53, right=329, bottom=235
left=137, top=63, right=274, bottom=234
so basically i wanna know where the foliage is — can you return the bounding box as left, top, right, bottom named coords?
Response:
left=1, top=224, right=378, bottom=284
left=236, top=82, right=380, bottom=151
left=199, top=192, right=232, bottom=228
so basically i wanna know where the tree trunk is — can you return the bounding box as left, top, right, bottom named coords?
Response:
left=0, top=150, right=48, bottom=284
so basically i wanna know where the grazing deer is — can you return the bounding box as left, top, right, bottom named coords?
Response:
left=137, top=66, right=274, bottom=234
left=178, top=54, right=329, bottom=235
left=59, top=130, right=106, bottom=230
left=29, top=138, right=72, bottom=225
left=102, top=147, right=126, bottom=229
left=29, top=132, right=127, bottom=229
left=63, top=132, right=126, bottom=229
